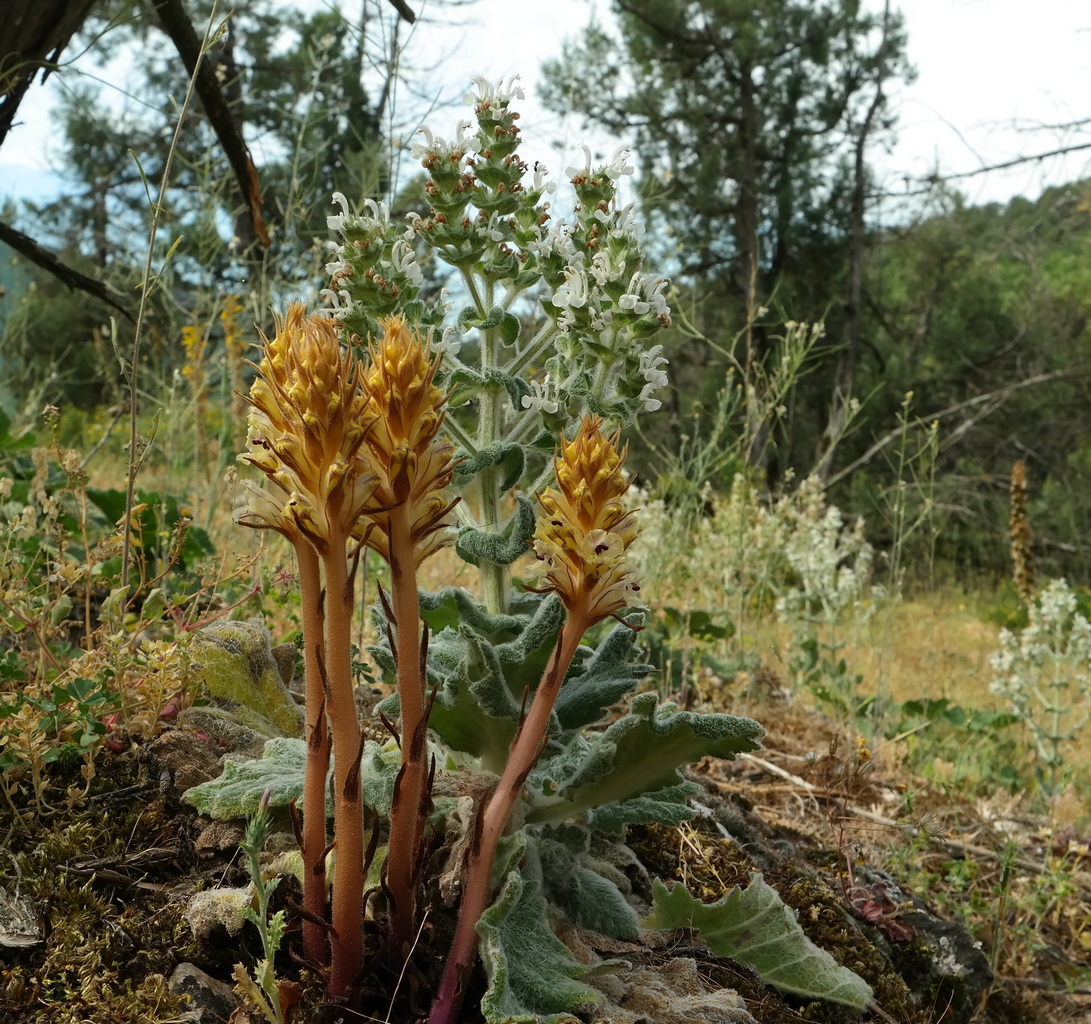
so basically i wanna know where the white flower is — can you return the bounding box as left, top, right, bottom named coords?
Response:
left=552, top=263, right=589, bottom=311
left=620, top=272, right=670, bottom=318
left=521, top=375, right=560, bottom=415
left=327, top=191, right=352, bottom=231
left=638, top=384, right=662, bottom=412
left=637, top=345, right=669, bottom=412
left=463, top=75, right=524, bottom=107
left=589, top=250, right=626, bottom=287
left=389, top=239, right=423, bottom=286
left=362, top=197, right=390, bottom=225
left=612, top=202, right=645, bottom=239
left=317, top=287, right=353, bottom=319
left=485, top=212, right=510, bottom=243
left=640, top=345, right=669, bottom=389
left=565, top=144, right=594, bottom=180
left=532, top=161, right=556, bottom=194
left=410, top=125, right=479, bottom=167
left=604, top=147, right=635, bottom=180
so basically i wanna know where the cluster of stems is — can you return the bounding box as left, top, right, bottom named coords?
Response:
left=236, top=307, right=455, bottom=999
left=239, top=317, right=640, bottom=1014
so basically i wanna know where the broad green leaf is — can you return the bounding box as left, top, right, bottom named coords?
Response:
left=478, top=836, right=600, bottom=1023
left=182, top=737, right=399, bottom=819
left=552, top=615, right=651, bottom=733
left=527, top=692, right=762, bottom=824
left=646, top=875, right=873, bottom=1010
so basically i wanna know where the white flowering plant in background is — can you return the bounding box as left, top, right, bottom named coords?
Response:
left=774, top=477, right=877, bottom=718
left=320, top=76, right=672, bottom=613
left=991, top=578, right=1091, bottom=797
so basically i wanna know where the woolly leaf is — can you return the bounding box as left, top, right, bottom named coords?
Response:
left=419, top=625, right=519, bottom=767
left=183, top=737, right=308, bottom=818
left=499, top=311, right=521, bottom=346
left=646, top=875, right=873, bottom=1010
left=478, top=836, right=600, bottom=1023
left=553, top=615, right=651, bottom=733
left=484, top=367, right=531, bottom=410
left=584, top=783, right=701, bottom=831
left=182, top=737, right=399, bottom=819
left=527, top=692, right=762, bottom=824
left=538, top=828, right=640, bottom=940
left=453, top=441, right=526, bottom=492
left=456, top=497, right=537, bottom=567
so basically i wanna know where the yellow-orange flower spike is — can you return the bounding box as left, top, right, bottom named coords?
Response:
left=527, top=417, right=641, bottom=623
left=356, top=316, right=458, bottom=565
left=236, top=303, right=376, bottom=549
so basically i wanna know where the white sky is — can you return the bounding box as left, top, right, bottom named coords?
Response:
left=1, top=0, right=1089, bottom=210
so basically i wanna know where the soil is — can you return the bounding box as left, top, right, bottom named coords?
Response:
left=1, top=699, right=1089, bottom=1024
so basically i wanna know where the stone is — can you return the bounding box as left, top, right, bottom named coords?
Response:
left=169, top=962, right=242, bottom=1024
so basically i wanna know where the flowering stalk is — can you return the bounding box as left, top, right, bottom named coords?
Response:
left=356, top=316, right=459, bottom=967
left=236, top=304, right=377, bottom=997
left=429, top=417, right=641, bottom=1024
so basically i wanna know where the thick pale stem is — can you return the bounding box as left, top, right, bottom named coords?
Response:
left=323, top=535, right=367, bottom=1001
left=297, top=540, right=329, bottom=967
left=384, top=502, right=429, bottom=966
left=428, top=613, right=589, bottom=1024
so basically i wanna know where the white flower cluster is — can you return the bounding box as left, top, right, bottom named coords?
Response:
left=638, top=346, right=669, bottom=412
left=319, top=194, right=423, bottom=320
left=990, top=577, right=1091, bottom=785
left=565, top=144, right=635, bottom=182
left=463, top=74, right=525, bottom=108
left=409, top=122, right=481, bottom=168
left=775, top=477, right=874, bottom=625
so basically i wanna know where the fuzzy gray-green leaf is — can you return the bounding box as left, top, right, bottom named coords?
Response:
left=478, top=837, right=600, bottom=1023
left=646, top=875, right=873, bottom=1010
left=527, top=693, right=763, bottom=824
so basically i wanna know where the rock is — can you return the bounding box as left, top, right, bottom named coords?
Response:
left=855, top=866, right=993, bottom=1020
left=194, top=820, right=245, bottom=858
left=169, top=962, right=242, bottom=1024
left=178, top=705, right=269, bottom=757
left=144, top=729, right=222, bottom=800
left=190, top=619, right=304, bottom=739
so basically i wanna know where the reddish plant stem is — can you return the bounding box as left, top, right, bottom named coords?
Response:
left=428, top=611, right=589, bottom=1024
left=296, top=540, right=329, bottom=967
left=384, top=503, right=428, bottom=968
left=323, top=534, right=367, bottom=1001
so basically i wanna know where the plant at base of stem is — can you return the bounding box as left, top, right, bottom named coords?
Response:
left=429, top=415, right=641, bottom=1024
left=235, top=303, right=377, bottom=994
left=234, top=791, right=301, bottom=1024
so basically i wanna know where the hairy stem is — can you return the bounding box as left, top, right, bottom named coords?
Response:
left=428, top=613, right=588, bottom=1024
left=384, top=502, right=429, bottom=967
left=323, top=535, right=366, bottom=1001
left=297, top=539, right=329, bottom=967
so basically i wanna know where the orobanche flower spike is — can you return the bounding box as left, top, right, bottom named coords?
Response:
left=356, top=314, right=459, bottom=566
left=527, top=415, right=642, bottom=625
left=236, top=302, right=376, bottom=547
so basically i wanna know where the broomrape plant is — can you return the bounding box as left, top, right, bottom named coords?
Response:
left=186, top=77, right=875, bottom=1022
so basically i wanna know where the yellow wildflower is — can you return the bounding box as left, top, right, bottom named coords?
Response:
left=236, top=303, right=376, bottom=549
left=356, top=316, right=458, bottom=565
left=527, top=417, right=641, bottom=623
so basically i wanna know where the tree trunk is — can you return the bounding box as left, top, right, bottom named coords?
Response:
left=0, top=0, right=102, bottom=150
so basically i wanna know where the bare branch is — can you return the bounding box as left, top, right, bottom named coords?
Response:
left=0, top=217, right=134, bottom=321
left=826, top=369, right=1080, bottom=488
